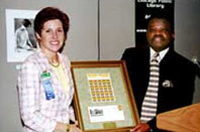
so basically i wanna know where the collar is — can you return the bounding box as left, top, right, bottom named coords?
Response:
left=150, top=47, right=169, bottom=63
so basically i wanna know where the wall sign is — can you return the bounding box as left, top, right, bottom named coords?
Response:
left=135, top=0, right=174, bottom=47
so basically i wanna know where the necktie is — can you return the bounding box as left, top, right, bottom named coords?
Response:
left=140, top=53, right=159, bottom=123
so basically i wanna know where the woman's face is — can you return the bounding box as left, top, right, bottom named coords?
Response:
left=36, top=19, right=65, bottom=55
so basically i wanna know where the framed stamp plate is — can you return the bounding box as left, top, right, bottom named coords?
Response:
left=71, top=61, right=139, bottom=132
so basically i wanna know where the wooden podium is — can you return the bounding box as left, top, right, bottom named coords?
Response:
left=157, top=103, right=200, bottom=132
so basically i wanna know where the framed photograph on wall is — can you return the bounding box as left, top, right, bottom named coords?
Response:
left=5, top=9, right=39, bottom=62
left=71, top=61, right=139, bottom=132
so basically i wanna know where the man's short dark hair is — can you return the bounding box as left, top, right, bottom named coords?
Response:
left=23, top=19, right=31, bottom=27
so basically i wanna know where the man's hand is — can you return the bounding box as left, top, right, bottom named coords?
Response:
left=130, top=123, right=150, bottom=132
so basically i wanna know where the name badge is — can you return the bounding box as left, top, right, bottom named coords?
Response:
left=41, top=71, right=55, bottom=100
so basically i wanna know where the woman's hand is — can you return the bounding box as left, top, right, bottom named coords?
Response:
left=55, top=122, right=82, bottom=132
left=69, top=124, right=82, bottom=132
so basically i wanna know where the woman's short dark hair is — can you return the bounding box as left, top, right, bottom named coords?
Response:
left=34, top=7, right=70, bottom=37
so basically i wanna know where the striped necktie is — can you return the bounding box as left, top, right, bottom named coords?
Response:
left=140, top=53, right=159, bottom=123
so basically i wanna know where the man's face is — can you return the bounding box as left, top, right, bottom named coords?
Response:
left=146, top=18, right=173, bottom=52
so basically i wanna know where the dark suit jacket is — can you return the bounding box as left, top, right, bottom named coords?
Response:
left=121, top=47, right=196, bottom=132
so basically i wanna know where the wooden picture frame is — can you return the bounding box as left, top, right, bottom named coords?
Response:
left=71, top=60, right=139, bottom=132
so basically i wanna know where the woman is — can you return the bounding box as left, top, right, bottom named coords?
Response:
left=17, top=7, right=82, bottom=132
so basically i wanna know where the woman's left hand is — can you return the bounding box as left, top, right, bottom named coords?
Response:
left=69, top=124, right=82, bottom=132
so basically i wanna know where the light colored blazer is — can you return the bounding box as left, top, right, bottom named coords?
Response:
left=17, top=50, right=74, bottom=132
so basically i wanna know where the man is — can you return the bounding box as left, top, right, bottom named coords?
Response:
left=121, top=16, right=196, bottom=132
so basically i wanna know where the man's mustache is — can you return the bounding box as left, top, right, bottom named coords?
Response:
left=152, top=35, right=165, bottom=41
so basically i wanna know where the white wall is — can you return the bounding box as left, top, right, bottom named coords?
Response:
left=0, top=0, right=199, bottom=131
left=100, top=0, right=135, bottom=60
left=174, top=0, right=200, bottom=103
